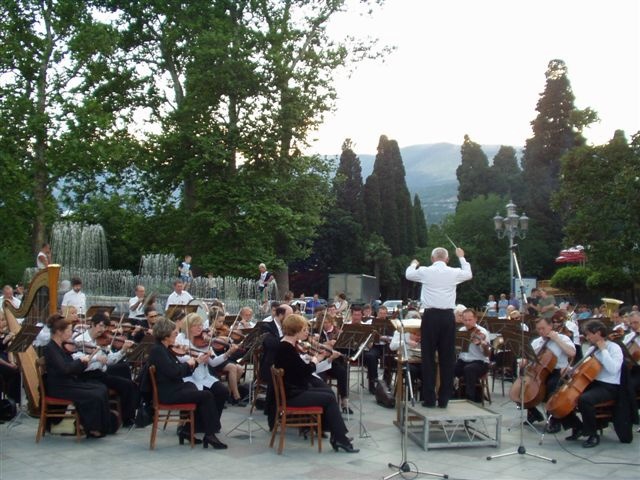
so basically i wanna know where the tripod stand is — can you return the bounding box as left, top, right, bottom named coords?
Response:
left=349, top=332, right=374, bottom=440
left=487, top=248, right=556, bottom=464
left=385, top=318, right=448, bottom=480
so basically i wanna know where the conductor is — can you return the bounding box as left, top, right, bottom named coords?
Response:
left=405, top=247, right=472, bottom=408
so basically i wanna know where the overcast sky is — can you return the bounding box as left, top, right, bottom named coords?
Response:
left=307, top=0, right=639, bottom=155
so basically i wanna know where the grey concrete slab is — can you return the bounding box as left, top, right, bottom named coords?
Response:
left=1, top=377, right=638, bottom=480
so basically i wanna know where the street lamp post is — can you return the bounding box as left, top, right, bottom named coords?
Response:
left=493, top=201, right=529, bottom=293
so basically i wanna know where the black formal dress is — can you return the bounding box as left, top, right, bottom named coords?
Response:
left=273, top=341, right=349, bottom=442
left=0, top=338, right=21, bottom=404
left=147, top=342, right=220, bottom=434
left=43, top=341, right=112, bottom=434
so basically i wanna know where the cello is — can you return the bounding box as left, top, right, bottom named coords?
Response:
left=508, top=336, right=557, bottom=408
left=545, top=346, right=601, bottom=418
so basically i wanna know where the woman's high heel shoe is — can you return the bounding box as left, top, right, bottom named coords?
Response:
left=341, top=406, right=354, bottom=415
left=177, top=426, right=202, bottom=445
left=178, top=432, right=203, bottom=445
left=203, top=434, right=228, bottom=449
left=330, top=437, right=359, bottom=453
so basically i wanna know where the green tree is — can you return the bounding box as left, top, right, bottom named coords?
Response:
left=413, top=194, right=428, bottom=248
left=521, top=59, right=596, bottom=276
left=554, top=130, right=640, bottom=284
left=0, top=0, right=142, bottom=255
left=456, top=134, right=491, bottom=204
left=489, top=146, right=522, bottom=201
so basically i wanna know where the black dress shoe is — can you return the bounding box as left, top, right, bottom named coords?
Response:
left=582, top=434, right=599, bottom=448
left=342, top=406, right=354, bottom=415
left=368, top=380, right=376, bottom=394
left=565, top=428, right=583, bottom=441
left=526, top=408, right=544, bottom=424
left=330, top=437, right=359, bottom=453
left=421, top=401, right=436, bottom=408
left=545, top=421, right=561, bottom=434
left=203, top=434, right=228, bottom=449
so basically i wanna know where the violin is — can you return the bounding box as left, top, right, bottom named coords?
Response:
left=95, top=332, right=129, bottom=350
left=608, top=329, right=625, bottom=341
left=308, top=338, right=345, bottom=358
left=467, top=326, right=486, bottom=344
left=64, top=341, right=98, bottom=355
left=296, top=340, right=323, bottom=355
left=168, top=344, right=202, bottom=359
left=191, top=332, right=234, bottom=352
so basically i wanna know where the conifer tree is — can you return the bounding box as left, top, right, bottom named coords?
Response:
left=521, top=59, right=591, bottom=274
left=413, top=194, right=428, bottom=248
left=456, top=134, right=491, bottom=204
left=490, top=146, right=522, bottom=201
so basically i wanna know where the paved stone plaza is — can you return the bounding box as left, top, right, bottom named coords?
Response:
left=1, top=376, right=638, bottom=480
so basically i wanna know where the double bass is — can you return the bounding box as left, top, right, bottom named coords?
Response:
left=508, top=336, right=557, bottom=408
left=545, top=346, right=601, bottom=418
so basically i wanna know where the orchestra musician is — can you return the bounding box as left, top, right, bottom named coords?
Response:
left=551, top=310, right=582, bottom=362
left=454, top=309, right=491, bottom=403
left=405, top=247, right=472, bottom=408
left=128, top=285, right=146, bottom=321
left=175, top=313, right=232, bottom=418
left=148, top=318, right=228, bottom=449
left=73, top=311, right=139, bottom=427
left=259, top=304, right=291, bottom=429
left=43, top=313, right=114, bottom=438
left=316, top=313, right=352, bottom=414
left=389, top=310, right=422, bottom=383
left=558, top=320, right=623, bottom=448
left=623, top=312, right=640, bottom=394
left=0, top=310, right=21, bottom=405
left=165, top=280, right=193, bottom=313
left=346, top=306, right=378, bottom=394
left=60, top=277, right=87, bottom=318
left=526, top=316, right=575, bottom=430
left=273, top=314, right=358, bottom=453
left=131, top=306, right=159, bottom=343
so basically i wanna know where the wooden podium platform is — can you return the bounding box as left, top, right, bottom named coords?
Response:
left=401, top=399, right=501, bottom=451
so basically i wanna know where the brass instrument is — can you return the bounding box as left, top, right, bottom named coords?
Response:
left=601, top=297, right=623, bottom=317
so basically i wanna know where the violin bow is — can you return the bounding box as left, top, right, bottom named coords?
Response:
left=109, top=313, right=126, bottom=350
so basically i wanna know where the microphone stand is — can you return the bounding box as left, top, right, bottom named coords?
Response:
left=385, top=314, right=448, bottom=480
left=487, top=246, right=556, bottom=464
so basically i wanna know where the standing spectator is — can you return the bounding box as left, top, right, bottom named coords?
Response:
left=305, top=293, right=323, bottom=315
left=486, top=295, right=498, bottom=317
left=498, top=293, right=509, bottom=318
left=538, top=288, right=557, bottom=319
left=36, top=243, right=52, bottom=269
left=526, top=288, right=540, bottom=316
left=508, top=292, right=520, bottom=310
left=206, top=273, right=218, bottom=299
left=178, top=255, right=193, bottom=289
left=257, top=263, right=274, bottom=301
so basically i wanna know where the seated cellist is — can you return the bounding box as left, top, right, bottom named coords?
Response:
left=526, top=316, right=575, bottom=430
left=559, top=320, right=623, bottom=448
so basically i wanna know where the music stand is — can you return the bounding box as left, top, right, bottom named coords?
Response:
left=335, top=324, right=374, bottom=439
left=85, top=305, right=115, bottom=318
left=226, top=331, right=269, bottom=442
left=487, top=248, right=556, bottom=464
left=126, top=334, right=155, bottom=363
left=6, top=325, right=42, bottom=429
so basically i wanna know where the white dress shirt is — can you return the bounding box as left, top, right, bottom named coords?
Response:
left=165, top=291, right=194, bottom=309
left=531, top=333, right=574, bottom=369
left=175, top=333, right=226, bottom=389
left=589, top=341, right=624, bottom=385
left=61, top=290, right=87, bottom=316
left=405, top=259, right=472, bottom=309
left=128, top=296, right=145, bottom=318
left=458, top=325, right=490, bottom=363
